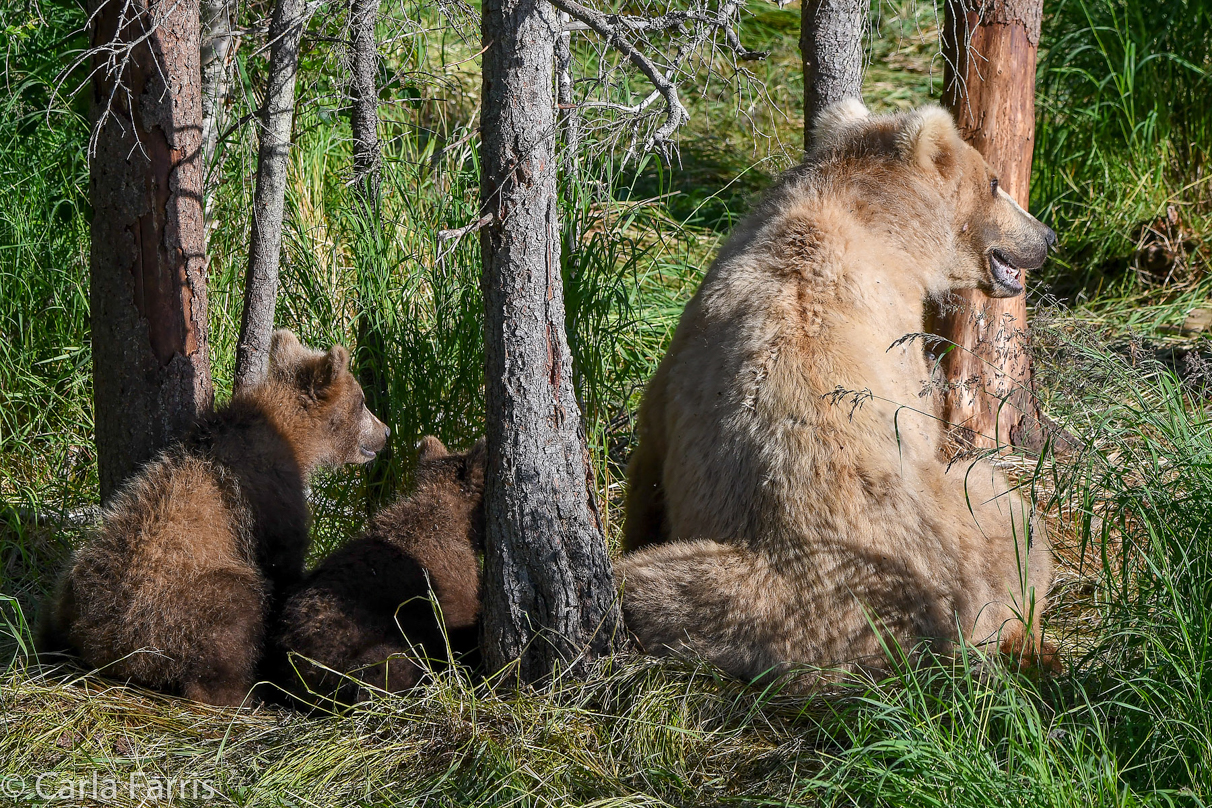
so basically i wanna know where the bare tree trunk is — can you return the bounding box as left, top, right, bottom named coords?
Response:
left=479, top=0, right=623, bottom=685
left=200, top=0, right=237, bottom=194
left=347, top=0, right=394, bottom=508
left=933, top=0, right=1043, bottom=450
left=555, top=12, right=581, bottom=257
left=233, top=0, right=315, bottom=391
left=348, top=0, right=381, bottom=206
left=89, top=0, right=213, bottom=503
left=799, top=0, right=866, bottom=149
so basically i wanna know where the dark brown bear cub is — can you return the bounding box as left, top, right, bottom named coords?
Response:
left=272, top=436, right=486, bottom=705
left=38, top=330, right=389, bottom=707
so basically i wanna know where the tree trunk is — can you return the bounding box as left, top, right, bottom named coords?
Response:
left=347, top=0, right=394, bottom=508
left=200, top=0, right=237, bottom=195
left=233, top=0, right=315, bottom=391
left=479, top=0, right=623, bottom=685
left=555, top=12, right=581, bottom=257
left=89, top=0, right=213, bottom=503
left=799, top=0, right=866, bottom=149
left=933, top=0, right=1043, bottom=450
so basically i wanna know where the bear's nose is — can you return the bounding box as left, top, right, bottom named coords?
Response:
left=1044, top=225, right=1057, bottom=248
left=383, top=425, right=391, bottom=439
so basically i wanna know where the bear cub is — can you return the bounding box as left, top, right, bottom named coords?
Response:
left=271, top=436, right=486, bottom=705
left=39, top=330, right=389, bottom=706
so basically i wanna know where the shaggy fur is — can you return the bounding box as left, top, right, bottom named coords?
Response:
left=271, top=436, right=486, bottom=705
left=38, top=330, right=389, bottom=706
left=620, top=102, right=1058, bottom=685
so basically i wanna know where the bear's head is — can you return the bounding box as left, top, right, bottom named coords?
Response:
left=810, top=99, right=1056, bottom=297
left=268, top=329, right=390, bottom=467
left=415, top=435, right=487, bottom=500
left=414, top=435, right=488, bottom=548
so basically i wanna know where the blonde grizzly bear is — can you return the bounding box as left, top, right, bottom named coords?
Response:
left=270, top=436, right=486, bottom=705
left=39, top=330, right=389, bottom=706
left=620, top=101, right=1058, bottom=685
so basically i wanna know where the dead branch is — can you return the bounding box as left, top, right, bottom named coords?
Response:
left=547, top=0, right=765, bottom=158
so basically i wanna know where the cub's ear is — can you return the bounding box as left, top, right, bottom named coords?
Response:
left=462, top=437, right=488, bottom=486
left=317, top=345, right=351, bottom=388
left=896, top=105, right=961, bottom=176
left=298, top=344, right=350, bottom=399
left=269, top=329, right=307, bottom=374
left=417, top=435, right=450, bottom=464
left=466, top=437, right=487, bottom=470
left=809, top=97, right=870, bottom=154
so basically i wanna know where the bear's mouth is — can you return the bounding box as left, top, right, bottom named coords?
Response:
left=359, top=445, right=378, bottom=460
left=988, top=249, right=1024, bottom=296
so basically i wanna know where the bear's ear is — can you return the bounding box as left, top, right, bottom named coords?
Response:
left=417, top=435, right=450, bottom=464
left=462, top=438, right=488, bottom=485
left=316, top=345, right=351, bottom=389
left=297, top=344, right=350, bottom=399
left=809, top=97, right=870, bottom=154
left=896, top=105, right=961, bottom=176
left=269, top=329, right=307, bottom=373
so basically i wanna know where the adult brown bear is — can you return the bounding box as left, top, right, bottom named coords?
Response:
left=620, top=101, right=1057, bottom=685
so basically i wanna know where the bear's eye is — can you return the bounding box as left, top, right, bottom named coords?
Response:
left=990, top=177, right=999, bottom=197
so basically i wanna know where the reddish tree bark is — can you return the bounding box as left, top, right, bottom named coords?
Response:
left=934, top=0, right=1044, bottom=450
left=89, top=0, right=213, bottom=503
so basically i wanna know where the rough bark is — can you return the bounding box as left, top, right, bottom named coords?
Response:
left=555, top=13, right=581, bottom=257
left=200, top=0, right=236, bottom=192
left=347, top=0, right=394, bottom=508
left=799, top=0, right=866, bottom=149
left=479, top=0, right=623, bottom=685
left=347, top=0, right=381, bottom=206
left=933, top=0, right=1043, bottom=450
left=233, top=0, right=315, bottom=391
left=89, top=0, right=213, bottom=503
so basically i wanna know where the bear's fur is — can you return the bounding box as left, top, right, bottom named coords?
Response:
left=620, top=101, right=1058, bottom=685
left=38, top=330, right=389, bottom=706
left=271, top=436, right=486, bottom=705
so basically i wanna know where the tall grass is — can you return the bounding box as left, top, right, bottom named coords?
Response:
left=1034, top=0, right=1212, bottom=296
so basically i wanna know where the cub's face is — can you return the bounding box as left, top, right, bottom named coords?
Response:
left=322, top=371, right=391, bottom=466
left=950, top=146, right=1056, bottom=298
left=269, top=330, right=391, bottom=467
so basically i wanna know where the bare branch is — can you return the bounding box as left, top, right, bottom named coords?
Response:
left=547, top=0, right=767, bottom=160
left=548, top=0, right=688, bottom=154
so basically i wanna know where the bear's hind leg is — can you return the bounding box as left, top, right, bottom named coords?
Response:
left=620, top=539, right=799, bottom=684
left=177, top=569, right=266, bottom=707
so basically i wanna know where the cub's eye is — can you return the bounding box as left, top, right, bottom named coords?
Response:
left=990, top=178, right=999, bottom=197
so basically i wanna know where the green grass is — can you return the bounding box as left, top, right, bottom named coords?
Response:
left=2, top=0, right=1212, bottom=804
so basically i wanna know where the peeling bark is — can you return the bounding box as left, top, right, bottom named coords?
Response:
left=479, top=0, right=623, bottom=685
left=800, top=0, right=866, bottom=149
left=89, top=0, right=213, bottom=503
left=233, top=0, right=315, bottom=391
left=932, top=0, right=1044, bottom=451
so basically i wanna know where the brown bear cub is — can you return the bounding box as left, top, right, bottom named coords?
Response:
left=271, top=436, right=486, bottom=705
left=38, top=330, right=389, bottom=707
